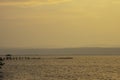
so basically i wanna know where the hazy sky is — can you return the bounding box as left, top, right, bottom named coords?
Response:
left=0, top=0, right=120, bottom=48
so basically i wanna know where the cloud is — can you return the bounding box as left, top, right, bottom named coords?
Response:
left=0, top=0, right=71, bottom=6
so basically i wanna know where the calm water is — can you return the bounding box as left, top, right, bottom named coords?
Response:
left=0, top=48, right=120, bottom=56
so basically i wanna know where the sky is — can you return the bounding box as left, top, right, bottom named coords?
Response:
left=0, top=0, right=120, bottom=48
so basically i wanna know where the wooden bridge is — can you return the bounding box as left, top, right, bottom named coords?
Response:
left=0, top=56, right=41, bottom=60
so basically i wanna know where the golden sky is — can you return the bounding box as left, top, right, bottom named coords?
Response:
left=0, top=0, right=120, bottom=48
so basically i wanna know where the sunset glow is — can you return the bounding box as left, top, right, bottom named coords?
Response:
left=0, top=0, right=120, bottom=48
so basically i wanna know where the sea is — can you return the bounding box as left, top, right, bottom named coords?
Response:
left=0, top=48, right=120, bottom=56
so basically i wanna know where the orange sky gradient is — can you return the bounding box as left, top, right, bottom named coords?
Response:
left=0, top=0, right=120, bottom=48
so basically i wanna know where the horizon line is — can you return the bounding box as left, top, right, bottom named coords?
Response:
left=1, top=47, right=120, bottom=49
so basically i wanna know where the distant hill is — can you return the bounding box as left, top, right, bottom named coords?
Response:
left=0, top=47, right=120, bottom=56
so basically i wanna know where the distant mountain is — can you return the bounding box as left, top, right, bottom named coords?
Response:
left=0, top=47, right=120, bottom=56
